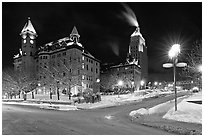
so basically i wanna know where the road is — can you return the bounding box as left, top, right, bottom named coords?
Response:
left=2, top=92, right=187, bottom=135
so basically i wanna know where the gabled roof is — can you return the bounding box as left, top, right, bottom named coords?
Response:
left=70, top=26, right=80, bottom=37
left=20, top=17, right=37, bottom=36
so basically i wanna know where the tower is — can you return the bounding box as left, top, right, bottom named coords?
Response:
left=70, top=26, right=80, bottom=44
left=20, top=17, right=37, bottom=77
left=128, top=26, right=148, bottom=83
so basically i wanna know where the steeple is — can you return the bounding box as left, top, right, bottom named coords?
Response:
left=20, top=17, right=37, bottom=37
left=70, top=26, right=80, bottom=43
left=70, top=26, right=80, bottom=37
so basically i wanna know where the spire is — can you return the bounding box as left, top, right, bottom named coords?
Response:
left=70, top=26, right=80, bottom=37
left=20, top=17, right=37, bottom=36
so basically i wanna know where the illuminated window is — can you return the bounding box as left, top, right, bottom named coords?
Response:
left=82, top=56, right=85, bottom=60
left=82, top=75, right=85, bottom=80
left=82, top=63, right=84, bottom=69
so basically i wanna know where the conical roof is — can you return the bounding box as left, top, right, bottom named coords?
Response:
left=20, top=17, right=37, bottom=36
left=70, top=26, right=80, bottom=37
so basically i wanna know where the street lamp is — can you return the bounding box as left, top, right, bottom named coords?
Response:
left=131, top=81, right=135, bottom=93
left=140, top=80, right=145, bottom=90
left=117, top=80, right=123, bottom=97
left=169, top=44, right=180, bottom=111
left=163, top=44, right=186, bottom=111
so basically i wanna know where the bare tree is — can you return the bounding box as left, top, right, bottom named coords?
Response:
left=2, top=67, right=37, bottom=99
left=181, top=40, right=202, bottom=87
left=38, top=58, right=82, bottom=100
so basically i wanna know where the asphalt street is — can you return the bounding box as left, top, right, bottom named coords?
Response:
left=2, top=92, right=187, bottom=135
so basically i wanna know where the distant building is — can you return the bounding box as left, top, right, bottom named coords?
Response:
left=101, top=63, right=141, bottom=92
left=101, top=26, right=147, bottom=92
left=13, top=17, right=100, bottom=95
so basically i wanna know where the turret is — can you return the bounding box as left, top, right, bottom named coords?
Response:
left=70, top=26, right=80, bottom=43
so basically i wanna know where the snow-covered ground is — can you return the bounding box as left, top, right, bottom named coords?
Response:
left=129, top=92, right=202, bottom=124
left=75, top=89, right=173, bottom=109
left=163, top=92, right=202, bottom=124
left=3, top=101, right=78, bottom=111
left=3, top=89, right=173, bottom=110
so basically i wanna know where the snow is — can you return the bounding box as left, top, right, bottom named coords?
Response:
left=105, top=115, right=114, bottom=120
left=129, top=92, right=202, bottom=124
left=21, top=18, right=37, bottom=35
left=3, top=101, right=78, bottom=111
left=3, top=89, right=172, bottom=111
left=75, top=89, right=172, bottom=109
left=163, top=92, right=202, bottom=124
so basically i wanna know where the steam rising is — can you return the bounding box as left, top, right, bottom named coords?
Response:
left=121, top=3, right=139, bottom=27
left=109, top=42, right=119, bottom=56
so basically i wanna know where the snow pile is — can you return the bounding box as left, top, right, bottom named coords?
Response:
left=129, top=96, right=187, bottom=117
left=163, top=92, right=202, bottom=124
left=76, top=90, right=171, bottom=109
left=129, top=108, right=149, bottom=117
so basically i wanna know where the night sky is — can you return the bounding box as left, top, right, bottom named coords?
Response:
left=2, top=2, right=202, bottom=81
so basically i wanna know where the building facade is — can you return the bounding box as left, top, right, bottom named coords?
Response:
left=101, top=63, right=141, bottom=92
left=13, top=18, right=100, bottom=95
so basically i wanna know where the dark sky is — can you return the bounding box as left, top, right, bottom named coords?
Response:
left=2, top=2, right=202, bottom=81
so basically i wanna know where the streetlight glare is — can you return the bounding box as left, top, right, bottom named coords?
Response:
left=140, top=80, right=145, bottom=86
left=168, top=44, right=181, bottom=58
left=118, top=80, right=123, bottom=86
left=198, top=65, right=202, bottom=72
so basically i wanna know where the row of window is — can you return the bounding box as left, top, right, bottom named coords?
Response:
left=82, top=75, right=93, bottom=81
left=84, top=83, right=93, bottom=89
left=39, top=56, right=48, bottom=60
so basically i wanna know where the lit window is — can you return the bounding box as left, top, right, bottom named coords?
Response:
left=82, top=56, right=85, bottom=60
left=82, top=75, right=85, bottom=80
left=82, top=63, right=84, bottom=69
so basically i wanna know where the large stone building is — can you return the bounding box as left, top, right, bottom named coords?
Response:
left=13, top=17, right=100, bottom=95
left=101, top=26, right=148, bottom=92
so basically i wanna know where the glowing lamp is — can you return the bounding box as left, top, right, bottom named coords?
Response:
left=118, top=80, right=123, bottom=86
left=140, top=80, right=145, bottom=86
left=168, top=44, right=180, bottom=58
left=198, top=65, right=202, bottom=72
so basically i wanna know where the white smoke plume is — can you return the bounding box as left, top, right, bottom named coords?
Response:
left=121, top=3, right=139, bottom=27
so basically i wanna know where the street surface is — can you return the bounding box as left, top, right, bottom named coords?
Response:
left=2, top=92, right=187, bottom=135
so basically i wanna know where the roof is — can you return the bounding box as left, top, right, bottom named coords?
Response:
left=70, top=26, right=80, bottom=37
left=131, top=27, right=145, bottom=42
left=20, top=17, right=37, bottom=36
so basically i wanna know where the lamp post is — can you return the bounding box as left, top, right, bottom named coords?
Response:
left=140, top=80, right=145, bottom=90
left=163, top=44, right=186, bottom=111
left=169, top=44, right=180, bottom=111
left=117, top=80, right=123, bottom=98
left=57, top=80, right=60, bottom=100
left=131, top=81, right=135, bottom=93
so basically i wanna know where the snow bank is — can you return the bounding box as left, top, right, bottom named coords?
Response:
left=129, top=108, right=149, bottom=117
left=163, top=92, right=202, bottom=124
left=129, top=96, right=187, bottom=117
